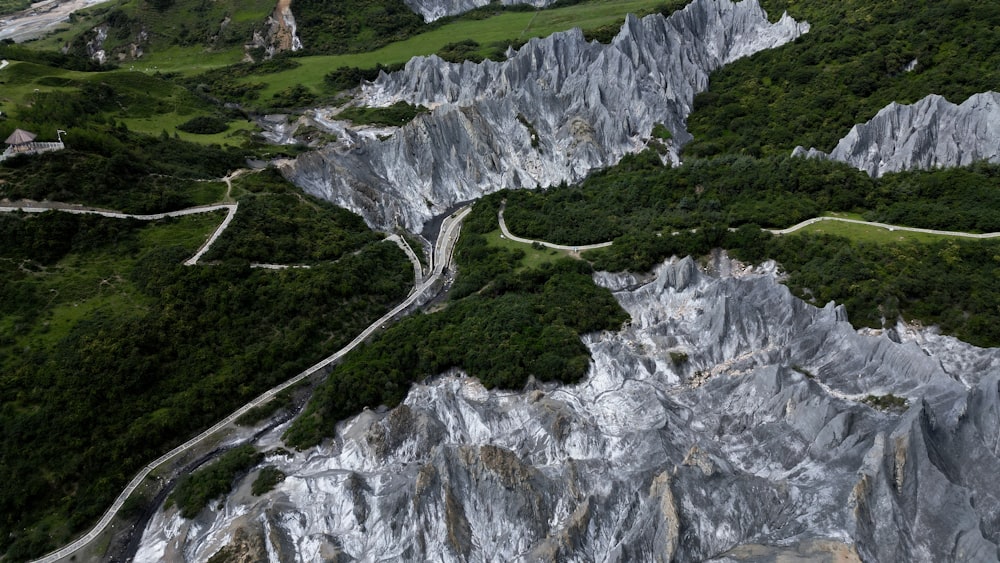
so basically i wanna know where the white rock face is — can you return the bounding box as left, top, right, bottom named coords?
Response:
left=402, top=0, right=556, bottom=23
left=135, top=255, right=1000, bottom=562
left=282, top=0, right=808, bottom=233
left=792, top=91, right=1000, bottom=177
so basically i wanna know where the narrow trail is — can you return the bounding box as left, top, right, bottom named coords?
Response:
left=28, top=205, right=471, bottom=563
left=497, top=208, right=1000, bottom=250
left=498, top=203, right=614, bottom=252
left=768, top=216, right=1000, bottom=238
left=0, top=201, right=238, bottom=265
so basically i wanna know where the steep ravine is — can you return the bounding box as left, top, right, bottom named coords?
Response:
left=281, top=0, right=808, bottom=233
left=793, top=91, right=1000, bottom=177
left=135, top=255, right=1000, bottom=562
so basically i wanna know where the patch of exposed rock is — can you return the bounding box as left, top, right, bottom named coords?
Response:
left=246, top=0, right=303, bottom=59
left=135, top=255, right=1000, bottom=562
left=793, top=91, right=1000, bottom=177
left=402, top=0, right=556, bottom=23
left=281, top=0, right=808, bottom=232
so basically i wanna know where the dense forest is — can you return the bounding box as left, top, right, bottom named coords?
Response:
left=0, top=171, right=412, bottom=559
left=495, top=151, right=1000, bottom=347
left=284, top=199, right=629, bottom=448
left=167, top=445, right=263, bottom=518
left=204, top=169, right=382, bottom=264
left=686, top=0, right=1000, bottom=156
left=0, top=207, right=412, bottom=559
left=503, top=153, right=1000, bottom=246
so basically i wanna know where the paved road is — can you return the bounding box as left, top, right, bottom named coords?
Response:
left=498, top=209, right=1000, bottom=250
left=0, top=202, right=239, bottom=265
left=29, top=205, right=471, bottom=563
left=498, top=204, right=614, bottom=251
left=386, top=234, right=425, bottom=287
left=768, top=216, right=1000, bottom=238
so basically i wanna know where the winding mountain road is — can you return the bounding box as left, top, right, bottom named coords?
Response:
left=387, top=233, right=425, bottom=287
left=498, top=208, right=1000, bottom=249
left=768, top=216, right=1000, bottom=238
left=0, top=202, right=239, bottom=265
left=498, top=204, right=613, bottom=252
left=28, top=205, right=470, bottom=563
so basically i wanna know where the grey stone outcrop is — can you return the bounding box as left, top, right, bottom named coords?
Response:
left=403, top=0, right=557, bottom=23
left=282, top=0, right=808, bottom=232
left=135, top=255, right=1000, bottom=562
left=793, top=91, right=1000, bottom=177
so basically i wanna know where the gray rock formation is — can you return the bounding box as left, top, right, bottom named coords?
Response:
left=282, top=0, right=808, bottom=232
left=403, top=0, right=556, bottom=23
left=135, top=255, right=1000, bottom=562
left=792, top=91, right=1000, bottom=177
left=247, top=0, right=304, bottom=58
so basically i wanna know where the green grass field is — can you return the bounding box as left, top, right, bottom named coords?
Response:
left=0, top=61, right=90, bottom=115
left=483, top=229, right=572, bottom=270
left=238, top=0, right=669, bottom=99
left=5, top=0, right=671, bottom=141
left=31, top=0, right=668, bottom=79
left=793, top=220, right=969, bottom=244
left=0, top=60, right=255, bottom=145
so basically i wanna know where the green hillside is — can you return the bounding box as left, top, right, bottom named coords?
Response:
left=686, top=0, right=1000, bottom=156
left=3, top=0, right=1000, bottom=560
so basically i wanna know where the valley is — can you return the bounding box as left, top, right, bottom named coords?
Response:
left=0, top=0, right=999, bottom=561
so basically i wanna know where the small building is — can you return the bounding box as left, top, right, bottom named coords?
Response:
left=5, top=128, right=36, bottom=152
left=1, top=128, right=65, bottom=162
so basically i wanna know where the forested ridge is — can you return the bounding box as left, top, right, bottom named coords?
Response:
left=686, top=0, right=1000, bottom=156
left=503, top=153, right=1000, bottom=245
left=3, top=0, right=1000, bottom=559
left=0, top=173, right=411, bottom=559
left=284, top=199, right=629, bottom=449
left=497, top=152, right=1000, bottom=348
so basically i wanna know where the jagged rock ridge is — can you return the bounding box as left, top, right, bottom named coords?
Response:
left=282, top=0, right=808, bottom=232
left=793, top=91, right=1000, bottom=177
left=135, top=255, right=1000, bottom=562
left=402, top=0, right=556, bottom=23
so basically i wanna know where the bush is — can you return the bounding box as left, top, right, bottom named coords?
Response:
left=251, top=466, right=286, bottom=495
left=338, top=101, right=428, bottom=127
left=169, top=445, right=263, bottom=518
left=176, top=116, right=229, bottom=134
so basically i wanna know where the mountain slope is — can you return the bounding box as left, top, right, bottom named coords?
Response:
left=136, top=256, right=1000, bottom=562
left=282, top=0, right=808, bottom=232
left=793, top=91, right=1000, bottom=176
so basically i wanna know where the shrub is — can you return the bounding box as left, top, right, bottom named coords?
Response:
left=168, top=445, right=263, bottom=518
left=176, top=116, right=228, bottom=135
left=251, top=466, right=286, bottom=495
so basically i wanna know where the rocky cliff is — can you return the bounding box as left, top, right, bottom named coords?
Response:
left=135, top=255, right=1000, bottom=562
left=281, top=0, right=808, bottom=233
left=247, top=0, right=303, bottom=57
left=793, top=91, right=1000, bottom=177
left=403, top=0, right=556, bottom=23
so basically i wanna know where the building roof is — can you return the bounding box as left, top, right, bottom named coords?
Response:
left=5, top=129, right=36, bottom=145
